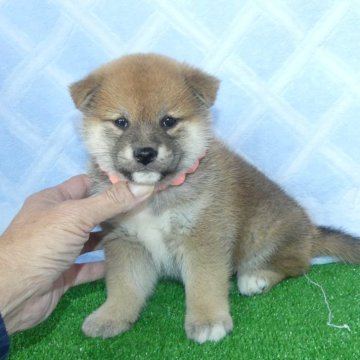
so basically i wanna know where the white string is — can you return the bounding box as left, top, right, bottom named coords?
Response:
left=304, top=274, right=351, bottom=332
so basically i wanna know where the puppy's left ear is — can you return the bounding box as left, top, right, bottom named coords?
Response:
left=69, top=72, right=102, bottom=110
left=182, top=65, right=220, bottom=108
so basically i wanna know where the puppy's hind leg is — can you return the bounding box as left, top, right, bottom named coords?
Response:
left=82, top=239, right=157, bottom=338
left=237, top=215, right=313, bottom=296
left=237, top=269, right=285, bottom=296
left=237, top=254, right=310, bottom=296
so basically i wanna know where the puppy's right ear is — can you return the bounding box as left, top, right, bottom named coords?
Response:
left=69, top=73, right=102, bottom=110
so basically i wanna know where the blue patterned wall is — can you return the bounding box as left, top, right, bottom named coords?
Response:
left=1, top=0, right=359, bottom=242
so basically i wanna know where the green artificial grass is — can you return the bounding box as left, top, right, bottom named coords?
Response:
left=9, top=264, right=360, bottom=359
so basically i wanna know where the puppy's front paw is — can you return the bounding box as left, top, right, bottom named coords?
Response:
left=185, top=314, right=233, bottom=343
left=82, top=304, right=133, bottom=338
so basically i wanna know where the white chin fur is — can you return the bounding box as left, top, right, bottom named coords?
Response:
left=132, top=171, right=161, bottom=185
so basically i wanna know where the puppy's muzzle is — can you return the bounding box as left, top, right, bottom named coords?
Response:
left=134, top=147, right=158, bottom=165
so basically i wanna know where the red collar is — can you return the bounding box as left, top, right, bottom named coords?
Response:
left=104, top=153, right=206, bottom=190
left=157, top=154, right=205, bottom=191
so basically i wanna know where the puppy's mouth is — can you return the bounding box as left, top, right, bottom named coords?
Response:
left=120, top=168, right=172, bottom=186
left=128, top=170, right=162, bottom=185
left=102, top=152, right=204, bottom=188
left=117, top=156, right=181, bottom=186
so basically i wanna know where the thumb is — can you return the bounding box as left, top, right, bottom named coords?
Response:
left=78, top=181, right=154, bottom=227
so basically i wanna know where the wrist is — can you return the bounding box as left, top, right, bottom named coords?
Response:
left=0, top=311, right=10, bottom=358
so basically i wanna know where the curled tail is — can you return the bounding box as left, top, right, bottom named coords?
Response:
left=312, top=226, right=360, bottom=263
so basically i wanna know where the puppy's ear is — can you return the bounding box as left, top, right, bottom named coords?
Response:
left=182, top=65, right=220, bottom=107
left=69, top=73, right=102, bottom=110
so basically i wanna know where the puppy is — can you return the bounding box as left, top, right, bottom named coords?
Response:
left=70, top=53, right=360, bottom=343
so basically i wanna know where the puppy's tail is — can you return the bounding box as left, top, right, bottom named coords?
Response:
left=312, top=226, right=360, bottom=263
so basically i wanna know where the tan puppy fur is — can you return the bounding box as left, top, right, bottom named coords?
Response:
left=70, top=53, right=360, bottom=343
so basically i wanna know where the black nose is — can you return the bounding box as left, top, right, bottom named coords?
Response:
left=134, top=147, right=158, bottom=165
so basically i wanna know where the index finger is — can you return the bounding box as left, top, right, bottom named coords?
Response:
left=55, top=175, right=90, bottom=201
left=22, top=175, right=91, bottom=211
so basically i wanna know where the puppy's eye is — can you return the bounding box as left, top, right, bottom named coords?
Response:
left=114, top=117, right=129, bottom=129
left=160, top=116, right=178, bottom=129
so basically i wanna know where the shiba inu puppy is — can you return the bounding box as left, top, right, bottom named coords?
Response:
left=70, top=53, right=360, bottom=343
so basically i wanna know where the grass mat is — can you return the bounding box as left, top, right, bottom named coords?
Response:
left=10, top=264, right=360, bottom=359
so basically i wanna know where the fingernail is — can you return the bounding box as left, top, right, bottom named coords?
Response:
left=128, top=183, right=154, bottom=198
left=109, top=175, right=120, bottom=184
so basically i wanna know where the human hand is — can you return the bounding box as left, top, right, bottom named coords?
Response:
left=0, top=175, right=153, bottom=334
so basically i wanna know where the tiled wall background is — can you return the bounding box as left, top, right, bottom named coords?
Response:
left=1, top=0, right=359, bottom=240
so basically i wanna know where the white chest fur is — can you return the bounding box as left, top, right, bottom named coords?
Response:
left=123, top=208, right=172, bottom=269
left=119, top=201, right=203, bottom=276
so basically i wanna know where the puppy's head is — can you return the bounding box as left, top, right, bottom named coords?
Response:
left=70, top=53, right=219, bottom=186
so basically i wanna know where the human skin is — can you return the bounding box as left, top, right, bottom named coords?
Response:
left=0, top=175, right=153, bottom=334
